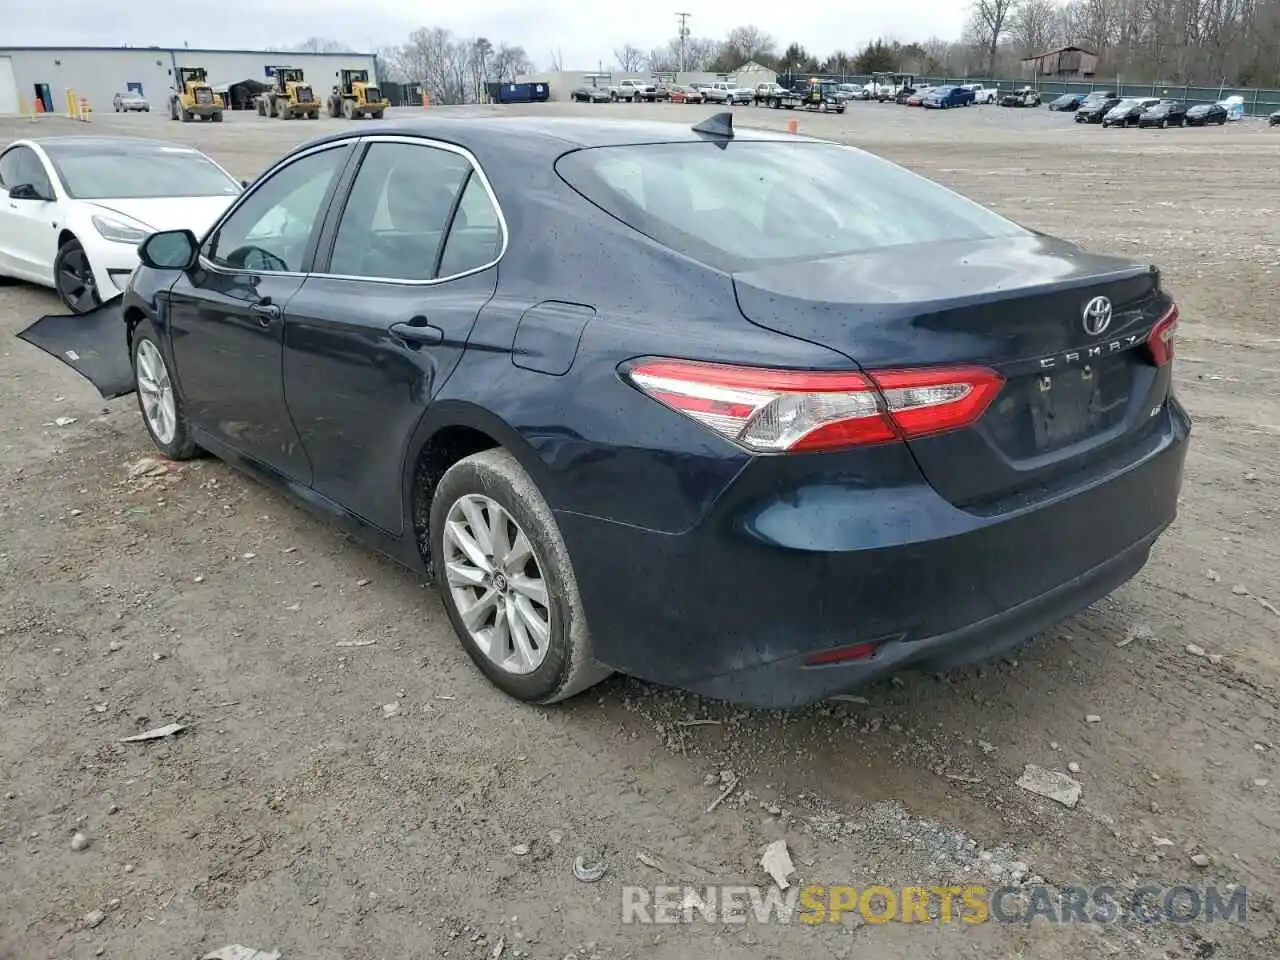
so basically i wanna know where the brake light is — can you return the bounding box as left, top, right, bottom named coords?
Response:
left=624, top=359, right=1004, bottom=453
left=1148, top=303, right=1179, bottom=367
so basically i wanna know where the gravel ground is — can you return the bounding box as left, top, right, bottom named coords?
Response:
left=1, top=102, right=1278, bottom=960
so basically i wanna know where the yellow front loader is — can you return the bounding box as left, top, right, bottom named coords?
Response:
left=328, top=69, right=389, bottom=119
left=169, top=67, right=224, bottom=123
left=257, top=67, right=321, bottom=120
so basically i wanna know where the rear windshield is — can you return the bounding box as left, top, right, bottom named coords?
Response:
left=555, top=140, right=1026, bottom=271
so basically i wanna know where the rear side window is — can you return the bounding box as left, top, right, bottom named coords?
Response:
left=328, top=142, right=473, bottom=281
left=555, top=140, right=1026, bottom=271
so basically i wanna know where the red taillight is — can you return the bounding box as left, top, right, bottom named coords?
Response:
left=804, top=642, right=878, bottom=666
left=1148, top=303, right=1179, bottom=367
left=624, top=359, right=1004, bottom=453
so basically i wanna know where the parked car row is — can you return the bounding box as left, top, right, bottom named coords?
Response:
left=1069, top=94, right=1232, bottom=127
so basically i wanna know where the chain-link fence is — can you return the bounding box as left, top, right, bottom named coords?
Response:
left=777, top=72, right=1280, bottom=117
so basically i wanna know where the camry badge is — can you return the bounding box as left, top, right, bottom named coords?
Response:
left=1082, top=296, right=1113, bottom=336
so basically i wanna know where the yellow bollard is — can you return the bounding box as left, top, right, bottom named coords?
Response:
left=79, top=97, right=91, bottom=120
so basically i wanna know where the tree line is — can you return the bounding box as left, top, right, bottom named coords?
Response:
left=294, top=33, right=533, bottom=105
left=294, top=0, right=1280, bottom=108
left=612, top=0, right=1280, bottom=88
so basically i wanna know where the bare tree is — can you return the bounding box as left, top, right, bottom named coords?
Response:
left=615, top=44, right=648, bottom=72
left=491, top=44, right=532, bottom=82
left=966, top=0, right=1021, bottom=74
left=1008, top=0, right=1062, bottom=55
left=294, top=37, right=352, bottom=53
left=470, top=37, right=493, bottom=102
left=721, top=24, right=776, bottom=67
left=548, top=49, right=564, bottom=71
left=681, top=37, right=722, bottom=70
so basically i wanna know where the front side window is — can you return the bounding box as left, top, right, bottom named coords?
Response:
left=327, top=142, right=474, bottom=281
left=556, top=140, right=1026, bottom=272
left=206, top=146, right=347, bottom=273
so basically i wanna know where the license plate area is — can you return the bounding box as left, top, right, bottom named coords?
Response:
left=985, top=356, right=1134, bottom=458
left=1029, top=362, right=1126, bottom=451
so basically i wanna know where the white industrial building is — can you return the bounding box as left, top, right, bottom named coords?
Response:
left=0, top=46, right=378, bottom=116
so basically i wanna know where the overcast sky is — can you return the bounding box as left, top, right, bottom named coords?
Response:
left=6, top=0, right=968, bottom=72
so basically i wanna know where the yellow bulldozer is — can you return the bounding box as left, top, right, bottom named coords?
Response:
left=169, top=67, right=224, bottom=123
left=328, top=68, right=389, bottom=119
left=257, top=67, right=321, bottom=120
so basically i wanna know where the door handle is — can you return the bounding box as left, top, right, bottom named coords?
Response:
left=249, top=301, right=281, bottom=325
left=389, top=319, right=444, bottom=346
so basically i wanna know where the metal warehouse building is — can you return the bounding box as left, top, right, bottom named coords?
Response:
left=0, top=46, right=378, bottom=116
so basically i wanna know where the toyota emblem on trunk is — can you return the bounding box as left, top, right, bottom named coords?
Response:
left=1082, top=296, right=1113, bottom=336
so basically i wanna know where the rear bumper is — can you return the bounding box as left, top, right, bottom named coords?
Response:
left=557, top=402, right=1190, bottom=708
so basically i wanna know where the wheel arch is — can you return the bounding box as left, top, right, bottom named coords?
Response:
left=402, top=401, right=557, bottom=577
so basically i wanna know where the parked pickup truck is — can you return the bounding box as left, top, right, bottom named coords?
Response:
left=610, top=79, right=659, bottom=102
left=960, top=83, right=998, bottom=104
left=704, top=81, right=752, bottom=105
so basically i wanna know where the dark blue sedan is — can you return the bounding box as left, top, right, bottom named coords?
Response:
left=19, top=114, right=1190, bottom=708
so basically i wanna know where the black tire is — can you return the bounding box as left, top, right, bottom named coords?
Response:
left=212, top=111, right=223, bottom=122
left=372, top=110, right=384, bottom=119
left=53, top=238, right=101, bottom=315
left=131, top=327, right=199, bottom=461
left=169, top=99, right=179, bottom=121
left=431, top=449, right=612, bottom=704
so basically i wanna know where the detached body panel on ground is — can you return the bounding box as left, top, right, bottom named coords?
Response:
left=16, top=116, right=1190, bottom=708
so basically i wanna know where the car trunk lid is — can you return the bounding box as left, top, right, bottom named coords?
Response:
left=731, top=235, right=1174, bottom=508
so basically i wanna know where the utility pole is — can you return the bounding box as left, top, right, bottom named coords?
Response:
left=675, top=12, right=690, bottom=73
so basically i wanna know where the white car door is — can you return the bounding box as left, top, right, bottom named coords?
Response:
left=0, top=145, right=60, bottom=284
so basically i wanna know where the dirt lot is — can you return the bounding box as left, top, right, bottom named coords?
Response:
left=2, top=102, right=1278, bottom=960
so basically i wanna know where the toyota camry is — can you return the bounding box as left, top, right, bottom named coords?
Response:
left=18, top=114, right=1190, bottom=708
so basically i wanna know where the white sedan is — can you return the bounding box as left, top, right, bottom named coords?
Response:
left=0, top=136, right=243, bottom=313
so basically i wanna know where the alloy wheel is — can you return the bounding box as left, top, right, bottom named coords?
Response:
left=135, top=339, right=177, bottom=444
left=56, top=246, right=99, bottom=313
left=443, top=494, right=553, bottom=675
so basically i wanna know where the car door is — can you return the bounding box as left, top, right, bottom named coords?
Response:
left=281, top=137, right=503, bottom=534
left=166, top=141, right=354, bottom=482
left=0, top=145, right=59, bottom=283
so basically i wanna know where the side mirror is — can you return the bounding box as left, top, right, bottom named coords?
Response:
left=241, top=179, right=250, bottom=188
left=9, top=183, right=50, bottom=201
left=138, top=229, right=199, bottom=271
